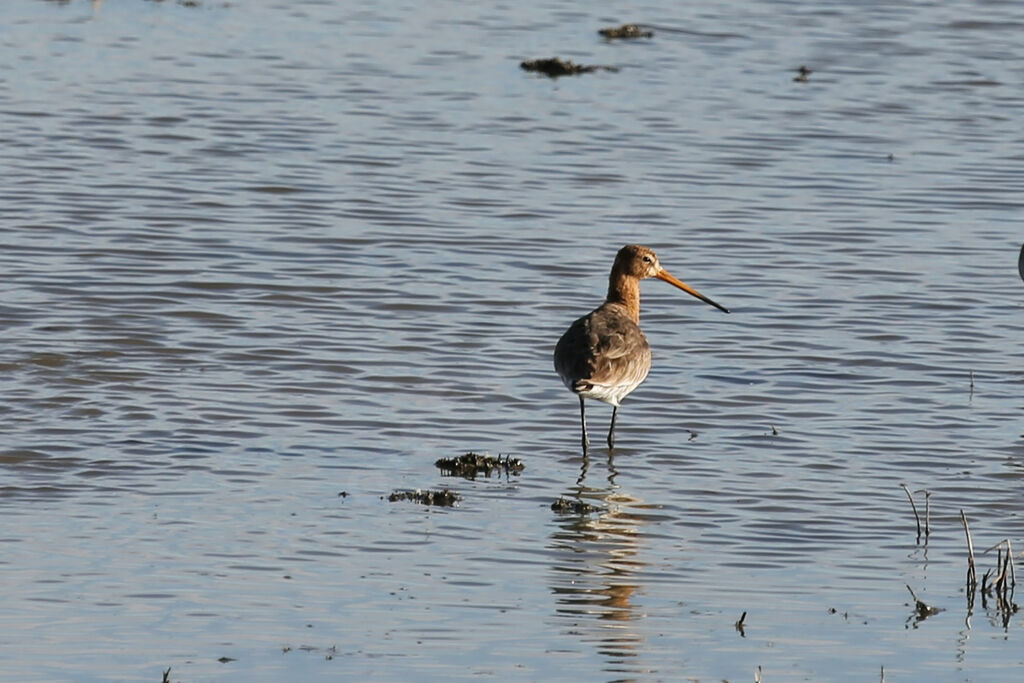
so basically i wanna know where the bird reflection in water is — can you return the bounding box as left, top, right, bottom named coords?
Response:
left=547, top=451, right=653, bottom=674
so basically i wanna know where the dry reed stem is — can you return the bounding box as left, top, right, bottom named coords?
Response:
left=924, top=491, right=931, bottom=537
left=1003, top=540, right=1011, bottom=589
left=960, top=509, right=978, bottom=592
left=982, top=539, right=1018, bottom=592
left=900, top=483, right=921, bottom=540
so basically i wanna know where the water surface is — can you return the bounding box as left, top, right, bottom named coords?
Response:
left=1, top=0, right=1023, bottom=680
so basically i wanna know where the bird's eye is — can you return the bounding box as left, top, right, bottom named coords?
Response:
left=642, top=256, right=653, bottom=263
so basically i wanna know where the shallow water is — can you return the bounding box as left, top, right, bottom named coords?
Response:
left=2, top=0, right=1023, bottom=680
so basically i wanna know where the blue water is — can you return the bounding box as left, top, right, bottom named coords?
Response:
left=1, top=0, right=1023, bottom=680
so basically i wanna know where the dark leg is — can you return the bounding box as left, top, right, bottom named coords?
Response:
left=579, top=395, right=590, bottom=454
left=607, top=406, right=618, bottom=449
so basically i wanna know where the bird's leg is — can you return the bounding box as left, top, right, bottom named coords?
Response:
left=607, top=406, right=618, bottom=449
left=579, top=395, right=590, bottom=454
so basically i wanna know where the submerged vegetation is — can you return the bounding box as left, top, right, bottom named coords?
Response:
left=598, top=23, right=654, bottom=39
left=386, top=488, right=461, bottom=507
left=550, top=497, right=600, bottom=514
left=520, top=57, right=619, bottom=77
left=435, top=452, right=524, bottom=479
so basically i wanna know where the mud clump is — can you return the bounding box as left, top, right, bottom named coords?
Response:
left=598, top=24, right=654, bottom=39
left=435, top=452, right=524, bottom=479
left=521, top=57, right=619, bottom=78
left=387, top=489, right=460, bottom=507
left=551, top=497, right=600, bottom=514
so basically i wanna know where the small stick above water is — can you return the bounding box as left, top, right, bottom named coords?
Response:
left=1007, top=539, right=1016, bottom=589
left=924, top=491, right=931, bottom=538
left=960, top=509, right=978, bottom=592
left=982, top=539, right=1017, bottom=591
left=900, top=483, right=921, bottom=541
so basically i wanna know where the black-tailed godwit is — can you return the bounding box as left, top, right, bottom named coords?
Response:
left=553, top=244, right=729, bottom=453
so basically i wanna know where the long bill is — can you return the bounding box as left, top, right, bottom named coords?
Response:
left=656, top=270, right=730, bottom=314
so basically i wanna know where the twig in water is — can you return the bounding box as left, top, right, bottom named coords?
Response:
left=900, top=483, right=921, bottom=541
left=924, top=491, right=931, bottom=538
left=996, top=546, right=1007, bottom=595
left=735, top=611, right=747, bottom=636
left=1003, top=536, right=1011, bottom=589
left=906, top=584, right=941, bottom=620
left=980, top=539, right=1021, bottom=624
left=960, top=510, right=978, bottom=593
left=982, top=539, right=1018, bottom=594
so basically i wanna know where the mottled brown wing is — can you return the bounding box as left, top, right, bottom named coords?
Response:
left=585, top=308, right=651, bottom=390
left=553, top=304, right=651, bottom=394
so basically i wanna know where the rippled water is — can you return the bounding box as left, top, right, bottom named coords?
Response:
left=2, top=0, right=1023, bottom=680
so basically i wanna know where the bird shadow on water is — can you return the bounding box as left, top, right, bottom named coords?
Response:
left=547, top=449, right=655, bottom=676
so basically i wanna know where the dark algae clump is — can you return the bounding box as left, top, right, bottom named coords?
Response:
left=435, top=452, right=524, bottom=479
left=551, top=497, right=600, bottom=514
left=521, top=57, right=619, bottom=77
left=387, top=489, right=461, bottom=507
left=598, top=24, right=654, bottom=39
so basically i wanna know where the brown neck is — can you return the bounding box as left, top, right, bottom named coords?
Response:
left=606, top=271, right=641, bottom=323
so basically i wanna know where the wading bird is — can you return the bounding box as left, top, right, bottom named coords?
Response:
left=553, top=244, right=729, bottom=453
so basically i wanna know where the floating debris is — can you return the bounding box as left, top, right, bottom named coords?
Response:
left=793, top=65, right=813, bottom=82
left=905, top=584, right=942, bottom=623
left=521, top=57, right=619, bottom=78
left=598, top=24, right=654, bottom=39
left=387, top=488, right=460, bottom=507
left=435, top=452, right=524, bottom=479
left=551, top=497, right=600, bottom=514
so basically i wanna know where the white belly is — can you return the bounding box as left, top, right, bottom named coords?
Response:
left=572, top=363, right=651, bottom=407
